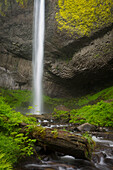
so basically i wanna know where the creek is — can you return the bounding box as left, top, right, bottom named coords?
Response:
left=17, top=118, right=113, bottom=170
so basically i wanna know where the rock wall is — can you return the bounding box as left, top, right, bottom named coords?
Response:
left=44, top=26, right=113, bottom=97
left=0, top=0, right=113, bottom=97
left=0, top=0, right=33, bottom=89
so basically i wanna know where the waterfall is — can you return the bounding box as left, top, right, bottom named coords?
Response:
left=32, top=0, right=45, bottom=114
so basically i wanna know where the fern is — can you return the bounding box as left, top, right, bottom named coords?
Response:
left=0, top=151, right=12, bottom=170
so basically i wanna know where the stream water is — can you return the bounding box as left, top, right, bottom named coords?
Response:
left=23, top=136, right=113, bottom=170
left=22, top=122, right=113, bottom=170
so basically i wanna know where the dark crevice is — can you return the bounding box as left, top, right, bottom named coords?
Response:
left=46, top=64, right=113, bottom=97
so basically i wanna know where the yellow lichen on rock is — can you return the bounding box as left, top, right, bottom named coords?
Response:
left=56, top=0, right=113, bottom=36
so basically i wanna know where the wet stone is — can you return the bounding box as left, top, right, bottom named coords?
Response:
left=77, top=123, right=96, bottom=132
left=104, top=158, right=113, bottom=166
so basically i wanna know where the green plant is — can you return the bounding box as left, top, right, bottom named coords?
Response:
left=51, top=129, right=58, bottom=138
left=52, top=108, right=69, bottom=120
left=0, top=96, right=37, bottom=168
left=0, top=150, right=12, bottom=170
left=82, top=132, right=96, bottom=157
left=70, top=101, right=113, bottom=127
left=0, top=88, right=32, bottom=108
left=0, top=133, right=20, bottom=164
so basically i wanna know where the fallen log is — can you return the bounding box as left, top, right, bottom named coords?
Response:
left=26, top=126, right=94, bottom=160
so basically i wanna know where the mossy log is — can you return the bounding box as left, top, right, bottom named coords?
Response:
left=28, top=126, right=93, bottom=160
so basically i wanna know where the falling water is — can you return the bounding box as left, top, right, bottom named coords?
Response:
left=32, top=0, right=45, bottom=114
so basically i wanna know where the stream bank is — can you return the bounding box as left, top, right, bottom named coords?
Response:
left=15, top=114, right=113, bottom=170
left=0, top=87, right=113, bottom=169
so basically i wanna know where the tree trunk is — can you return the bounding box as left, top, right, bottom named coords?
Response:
left=28, top=126, right=93, bottom=160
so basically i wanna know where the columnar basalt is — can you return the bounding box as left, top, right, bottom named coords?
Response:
left=0, top=0, right=113, bottom=97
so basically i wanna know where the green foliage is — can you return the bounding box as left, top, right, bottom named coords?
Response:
left=82, top=132, right=95, bottom=148
left=0, top=132, right=36, bottom=167
left=0, top=133, right=20, bottom=164
left=0, top=88, right=32, bottom=108
left=0, top=96, right=36, bottom=133
left=70, top=101, right=113, bottom=127
left=56, top=0, right=113, bottom=35
left=1, top=86, right=113, bottom=114
left=82, top=132, right=95, bottom=156
left=45, top=86, right=113, bottom=110
left=0, top=150, right=12, bottom=170
left=52, top=108, right=69, bottom=120
left=52, top=86, right=113, bottom=127
left=44, top=95, right=78, bottom=109
left=51, top=129, right=58, bottom=138
left=0, top=96, right=37, bottom=168
left=76, top=86, right=113, bottom=107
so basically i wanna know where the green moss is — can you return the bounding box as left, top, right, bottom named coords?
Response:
left=56, top=0, right=113, bottom=36
left=82, top=132, right=95, bottom=159
left=51, top=129, right=58, bottom=138
left=34, top=126, right=46, bottom=139
left=44, top=86, right=113, bottom=110
left=0, top=88, right=32, bottom=109
left=1, top=85, right=113, bottom=114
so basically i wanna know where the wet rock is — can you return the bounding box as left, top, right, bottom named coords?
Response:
left=80, top=166, right=98, bottom=170
left=92, top=154, right=100, bottom=164
left=77, top=123, right=96, bottom=132
left=104, top=158, right=113, bottom=166
left=92, top=152, right=106, bottom=164
left=97, top=127, right=108, bottom=132
left=91, top=132, right=113, bottom=140
left=0, top=66, right=18, bottom=89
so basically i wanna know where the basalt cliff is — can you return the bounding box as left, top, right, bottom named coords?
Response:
left=0, top=0, right=113, bottom=97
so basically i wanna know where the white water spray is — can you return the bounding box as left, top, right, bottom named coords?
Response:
left=32, top=0, right=45, bottom=114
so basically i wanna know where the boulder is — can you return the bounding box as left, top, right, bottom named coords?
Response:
left=77, top=123, right=96, bottom=132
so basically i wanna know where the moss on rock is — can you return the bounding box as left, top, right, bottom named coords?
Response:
left=56, top=0, right=113, bottom=36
